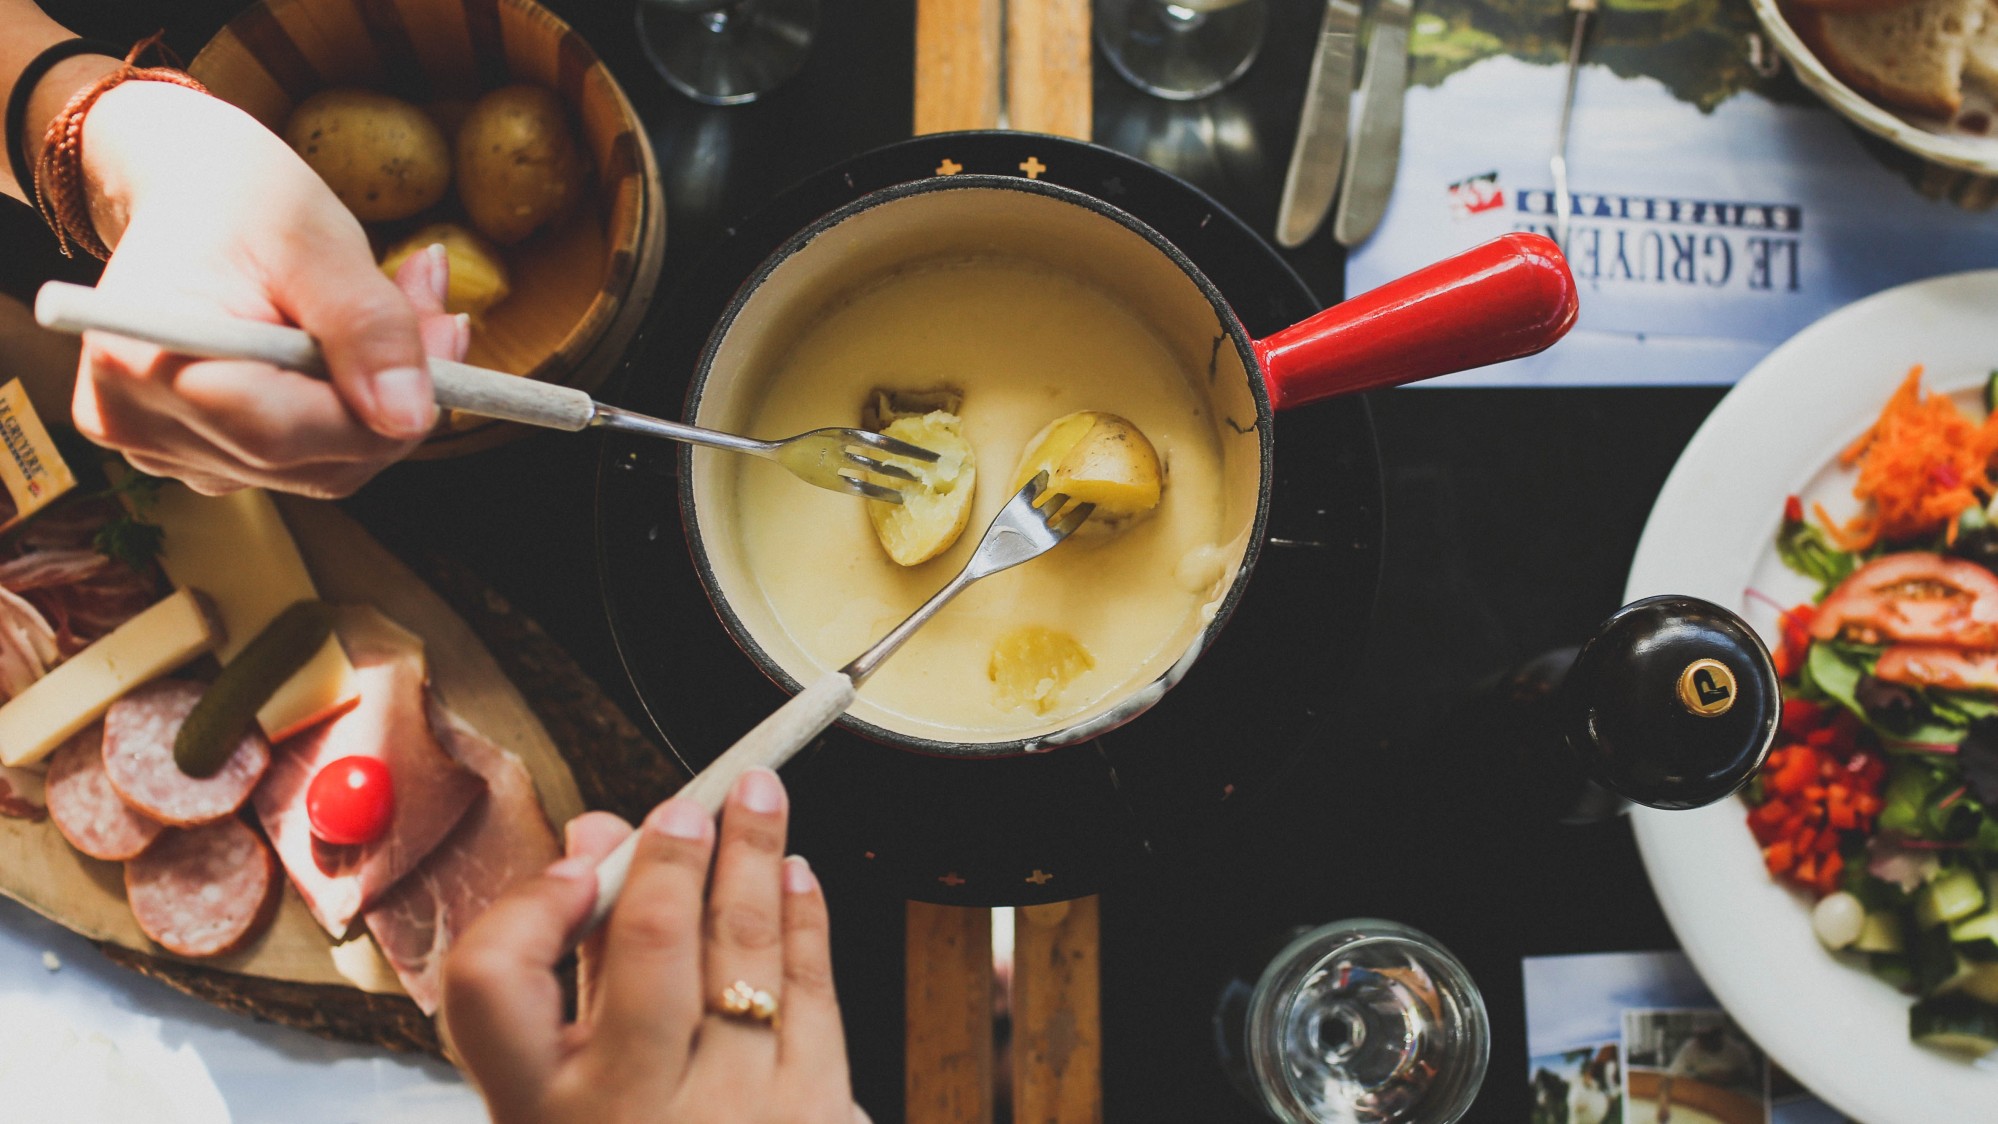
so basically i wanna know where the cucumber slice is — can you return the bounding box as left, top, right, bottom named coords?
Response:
left=1917, top=868, right=1986, bottom=929
left=1914, top=924, right=1962, bottom=994
left=1913, top=992, right=1998, bottom=1054
left=1857, top=910, right=1907, bottom=954
left=1871, top=952, right=1915, bottom=991
left=1985, top=370, right=1998, bottom=416
left=1951, top=911, right=1998, bottom=946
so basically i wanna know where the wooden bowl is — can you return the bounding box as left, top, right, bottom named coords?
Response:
left=188, top=0, right=666, bottom=456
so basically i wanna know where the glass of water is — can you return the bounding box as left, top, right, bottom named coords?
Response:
left=1215, top=919, right=1489, bottom=1124
left=635, top=0, right=820, bottom=107
left=1095, top=0, right=1268, bottom=101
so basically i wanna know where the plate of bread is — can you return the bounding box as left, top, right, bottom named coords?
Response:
left=1756, top=0, right=1998, bottom=173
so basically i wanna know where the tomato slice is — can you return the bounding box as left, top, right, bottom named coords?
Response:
left=1874, top=644, right=1998, bottom=691
left=306, top=756, right=396, bottom=846
left=1810, top=552, right=1998, bottom=648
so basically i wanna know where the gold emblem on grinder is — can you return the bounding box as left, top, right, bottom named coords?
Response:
left=1677, top=659, right=1736, bottom=717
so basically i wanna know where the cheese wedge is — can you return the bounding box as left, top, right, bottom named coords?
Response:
left=146, top=486, right=359, bottom=741
left=0, top=589, right=218, bottom=766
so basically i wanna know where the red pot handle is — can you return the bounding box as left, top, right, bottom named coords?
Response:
left=1254, top=233, right=1579, bottom=412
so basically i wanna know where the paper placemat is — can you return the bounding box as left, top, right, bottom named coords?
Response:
left=1346, top=0, right=1998, bottom=387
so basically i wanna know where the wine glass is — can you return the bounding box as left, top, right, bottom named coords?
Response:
left=635, top=0, right=820, bottom=107
left=1095, top=0, right=1269, bottom=101
left=1215, top=920, right=1489, bottom=1124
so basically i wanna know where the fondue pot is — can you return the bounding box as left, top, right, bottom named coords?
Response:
left=674, top=173, right=1576, bottom=757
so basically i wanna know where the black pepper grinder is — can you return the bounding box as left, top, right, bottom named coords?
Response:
left=1489, top=595, right=1781, bottom=823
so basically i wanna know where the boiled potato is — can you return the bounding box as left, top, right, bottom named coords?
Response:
left=284, top=89, right=450, bottom=222
left=379, top=223, right=512, bottom=316
left=866, top=411, right=976, bottom=567
left=1010, top=411, right=1162, bottom=533
left=989, top=626, right=1095, bottom=715
left=455, top=85, right=585, bottom=245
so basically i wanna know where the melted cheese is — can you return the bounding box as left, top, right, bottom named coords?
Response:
left=729, top=258, right=1227, bottom=741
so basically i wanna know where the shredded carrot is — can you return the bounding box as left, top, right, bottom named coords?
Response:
left=1823, top=365, right=1998, bottom=550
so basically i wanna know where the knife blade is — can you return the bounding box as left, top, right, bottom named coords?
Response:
left=1552, top=0, right=1599, bottom=247
left=1275, top=0, right=1363, bottom=248
left=1332, top=0, right=1413, bottom=246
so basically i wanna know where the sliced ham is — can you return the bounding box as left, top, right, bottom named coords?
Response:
left=125, top=817, right=279, bottom=958
left=363, top=700, right=560, bottom=1014
left=0, top=584, right=59, bottom=701
left=254, top=607, right=484, bottom=939
left=102, top=680, right=269, bottom=827
left=0, top=764, right=45, bottom=822
left=45, top=725, right=162, bottom=860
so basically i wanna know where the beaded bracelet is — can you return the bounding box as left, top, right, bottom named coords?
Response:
left=33, top=31, right=208, bottom=261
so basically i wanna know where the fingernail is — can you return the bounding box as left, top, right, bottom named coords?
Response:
left=736, top=768, right=785, bottom=815
left=783, top=855, right=816, bottom=895
left=372, top=366, right=436, bottom=438
left=547, top=857, right=594, bottom=883
left=453, top=313, right=472, bottom=360
left=645, top=797, right=711, bottom=841
left=426, top=243, right=450, bottom=304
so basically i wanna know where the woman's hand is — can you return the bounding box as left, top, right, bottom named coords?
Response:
left=443, top=769, right=867, bottom=1124
left=69, top=80, right=462, bottom=497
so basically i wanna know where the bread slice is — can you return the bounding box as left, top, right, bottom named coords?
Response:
left=1790, top=0, right=1926, bottom=16
left=1790, top=0, right=1986, bottom=117
left=1964, top=0, right=1998, bottom=91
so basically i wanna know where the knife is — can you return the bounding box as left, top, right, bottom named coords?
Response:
left=1332, top=0, right=1413, bottom=246
left=1275, top=0, right=1363, bottom=248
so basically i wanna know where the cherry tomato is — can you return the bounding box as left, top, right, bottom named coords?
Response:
left=307, top=756, right=395, bottom=846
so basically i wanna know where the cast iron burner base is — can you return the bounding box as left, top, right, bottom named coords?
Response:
left=596, top=133, right=1382, bottom=905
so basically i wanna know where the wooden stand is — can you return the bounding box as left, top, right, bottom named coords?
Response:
left=907, top=4, right=1102, bottom=1120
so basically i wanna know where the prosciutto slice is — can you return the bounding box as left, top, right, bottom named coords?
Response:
left=253, top=607, right=484, bottom=938
left=363, top=700, right=559, bottom=1014
left=0, top=584, right=59, bottom=702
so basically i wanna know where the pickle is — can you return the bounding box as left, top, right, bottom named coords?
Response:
left=175, top=600, right=338, bottom=776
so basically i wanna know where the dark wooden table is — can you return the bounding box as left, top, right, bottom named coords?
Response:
left=1, top=2, right=1731, bottom=1120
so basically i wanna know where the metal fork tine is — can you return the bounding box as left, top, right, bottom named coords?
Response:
left=843, top=451, right=920, bottom=483
left=837, top=474, right=905, bottom=504
left=849, top=430, right=942, bottom=463
left=1037, top=491, right=1072, bottom=515
left=1051, top=502, right=1095, bottom=538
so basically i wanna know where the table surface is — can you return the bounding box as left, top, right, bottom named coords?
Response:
left=0, top=2, right=1752, bottom=1121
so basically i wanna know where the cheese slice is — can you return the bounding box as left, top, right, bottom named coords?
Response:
left=147, top=486, right=359, bottom=740
left=0, top=589, right=218, bottom=766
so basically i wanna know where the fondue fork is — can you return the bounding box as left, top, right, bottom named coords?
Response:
left=584, top=472, right=1094, bottom=931
left=33, top=282, right=938, bottom=505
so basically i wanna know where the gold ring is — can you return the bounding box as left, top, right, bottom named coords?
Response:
left=715, top=979, right=780, bottom=1028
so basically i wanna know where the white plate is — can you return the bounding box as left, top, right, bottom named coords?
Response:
left=1748, top=0, right=1998, bottom=176
left=1625, top=270, right=1998, bottom=1123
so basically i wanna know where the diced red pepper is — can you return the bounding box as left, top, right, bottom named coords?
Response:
left=1785, top=495, right=1805, bottom=523
left=1780, top=699, right=1824, bottom=738
left=1764, top=840, right=1796, bottom=874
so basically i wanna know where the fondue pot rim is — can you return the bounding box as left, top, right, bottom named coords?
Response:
left=677, top=173, right=1278, bottom=759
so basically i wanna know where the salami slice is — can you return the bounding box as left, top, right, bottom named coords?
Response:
left=45, top=725, right=162, bottom=860
left=103, top=680, right=269, bottom=827
left=124, top=817, right=279, bottom=958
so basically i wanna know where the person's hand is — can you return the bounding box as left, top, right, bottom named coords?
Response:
left=443, top=769, right=867, bottom=1124
left=68, top=80, right=464, bottom=497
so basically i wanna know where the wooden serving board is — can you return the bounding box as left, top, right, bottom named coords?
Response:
left=0, top=496, right=667, bottom=1054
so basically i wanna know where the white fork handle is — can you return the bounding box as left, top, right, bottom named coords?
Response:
left=32, top=281, right=599, bottom=432
left=584, top=671, right=859, bottom=934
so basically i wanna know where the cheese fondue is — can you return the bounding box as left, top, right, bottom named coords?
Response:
left=728, top=256, right=1229, bottom=741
